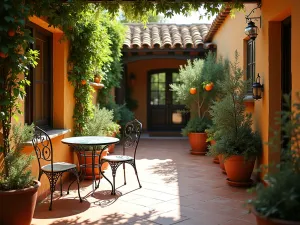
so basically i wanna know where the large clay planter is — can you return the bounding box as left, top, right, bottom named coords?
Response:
left=224, top=155, right=255, bottom=186
left=0, top=180, right=40, bottom=225
left=188, top=132, right=208, bottom=155
left=77, top=148, right=109, bottom=180
left=253, top=208, right=300, bottom=225
left=218, top=155, right=226, bottom=174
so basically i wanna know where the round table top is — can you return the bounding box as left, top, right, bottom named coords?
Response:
left=61, top=136, right=120, bottom=146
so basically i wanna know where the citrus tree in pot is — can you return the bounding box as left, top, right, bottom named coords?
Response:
left=170, top=52, right=226, bottom=155
left=208, top=52, right=261, bottom=186
left=248, top=94, right=300, bottom=225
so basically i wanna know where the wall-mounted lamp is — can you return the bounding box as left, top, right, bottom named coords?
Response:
left=129, top=73, right=136, bottom=87
left=245, top=4, right=262, bottom=40
left=252, top=73, right=264, bottom=100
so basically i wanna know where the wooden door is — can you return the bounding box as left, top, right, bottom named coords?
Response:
left=147, top=70, right=189, bottom=131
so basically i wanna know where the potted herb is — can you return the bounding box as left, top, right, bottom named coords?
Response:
left=208, top=52, right=261, bottom=186
left=79, top=106, right=120, bottom=179
left=170, top=52, right=226, bottom=154
left=248, top=94, right=300, bottom=225
left=0, top=124, right=39, bottom=225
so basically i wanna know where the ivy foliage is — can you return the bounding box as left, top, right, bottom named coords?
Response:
left=208, top=51, right=261, bottom=159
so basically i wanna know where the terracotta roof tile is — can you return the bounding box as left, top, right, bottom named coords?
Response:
left=124, top=23, right=215, bottom=49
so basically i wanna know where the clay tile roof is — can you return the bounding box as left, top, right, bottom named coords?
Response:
left=124, top=23, right=214, bottom=50
left=204, top=7, right=231, bottom=42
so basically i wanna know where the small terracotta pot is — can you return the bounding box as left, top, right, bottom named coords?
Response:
left=252, top=208, right=300, bottom=225
left=0, top=181, right=40, bottom=225
left=188, top=132, right=208, bottom=155
left=224, top=155, right=255, bottom=182
left=77, top=149, right=109, bottom=180
left=218, top=155, right=226, bottom=174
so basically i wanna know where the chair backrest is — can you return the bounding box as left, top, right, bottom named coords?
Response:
left=123, top=119, right=142, bottom=159
left=32, top=126, right=54, bottom=172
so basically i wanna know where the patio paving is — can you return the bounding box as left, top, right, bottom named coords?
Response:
left=31, top=138, right=256, bottom=225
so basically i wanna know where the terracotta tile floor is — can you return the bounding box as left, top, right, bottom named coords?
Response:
left=31, top=138, right=256, bottom=225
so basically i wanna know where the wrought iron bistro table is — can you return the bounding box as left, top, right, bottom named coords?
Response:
left=61, top=136, right=119, bottom=195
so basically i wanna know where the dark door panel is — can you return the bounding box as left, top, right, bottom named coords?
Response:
left=148, top=70, right=189, bottom=131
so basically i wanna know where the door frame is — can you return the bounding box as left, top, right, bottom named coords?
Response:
left=147, top=68, right=185, bottom=131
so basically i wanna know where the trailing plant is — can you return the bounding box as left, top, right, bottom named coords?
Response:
left=170, top=52, right=227, bottom=135
left=97, top=19, right=126, bottom=107
left=65, top=7, right=123, bottom=136
left=248, top=94, right=300, bottom=221
left=0, top=124, right=35, bottom=191
left=0, top=0, right=39, bottom=178
left=208, top=51, right=261, bottom=159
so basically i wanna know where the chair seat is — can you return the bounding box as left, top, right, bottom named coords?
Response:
left=42, top=162, right=76, bottom=172
left=102, top=155, right=133, bottom=162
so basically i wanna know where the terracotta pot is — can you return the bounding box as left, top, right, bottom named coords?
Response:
left=0, top=180, right=40, bottom=225
left=77, top=149, right=109, bottom=180
left=253, top=208, right=300, bottom=225
left=188, top=132, right=208, bottom=155
left=224, top=155, right=255, bottom=182
left=218, top=155, right=226, bottom=174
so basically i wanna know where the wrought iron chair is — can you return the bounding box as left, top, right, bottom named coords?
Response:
left=32, top=126, right=82, bottom=210
left=101, top=119, right=142, bottom=195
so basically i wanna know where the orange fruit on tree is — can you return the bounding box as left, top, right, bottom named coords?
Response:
left=81, top=80, right=87, bottom=85
left=190, top=87, right=197, bottom=95
left=0, top=52, right=7, bottom=58
left=8, top=29, right=16, bottom=37
left=205, top=82, right=214, bottom=91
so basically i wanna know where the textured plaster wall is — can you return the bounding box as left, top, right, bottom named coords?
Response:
left=212, top=0, right=300, bottom=178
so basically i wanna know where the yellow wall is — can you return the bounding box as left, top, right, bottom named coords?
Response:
left=127, top=58, right=187, bottom=129
left=212, top=0, right=300, bottom=177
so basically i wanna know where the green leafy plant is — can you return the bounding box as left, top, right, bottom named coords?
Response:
left=84, top=106, right=120, bottom=137
left=248, top=94, right=300, bottom=222
left=182, top=117, right=212, bottom=136
left=0, top=124, right=35, bottom=191
left=208, top=51, right=261, bottom=159
left=170, top=52, right=227, bottom=136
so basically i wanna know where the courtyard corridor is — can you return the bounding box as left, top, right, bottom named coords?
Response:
left=32, top=138, right=256, bottom=225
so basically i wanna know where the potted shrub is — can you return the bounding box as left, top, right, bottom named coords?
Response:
left=209, top=52, right=261, bottom=186
left=170, top=52, right=226, bottom=154
left=248, top=94, right=300, bottom=225
left=0, top=124, right=40, bottom=225
left=80, top=106, right=120, bottom=179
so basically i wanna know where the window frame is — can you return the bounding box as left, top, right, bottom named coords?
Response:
left=25, top=23, right=53, bottom=130
left=246, top=39, right=256, bottom=92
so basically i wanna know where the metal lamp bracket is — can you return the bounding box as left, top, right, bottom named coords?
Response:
left=245, top=3, right=262, bottom=28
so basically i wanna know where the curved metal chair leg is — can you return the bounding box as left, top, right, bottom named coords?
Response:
left=123, top=163, right=126, bottom=185
left=132, top=162, right=142, bottom=188
left=67, top=169, right=78, bottom=194
left=100, top=160, right=114, bottom=192
left=45, top=172, right=61, bottom=211
left=108, top=161, right=122, bottom=195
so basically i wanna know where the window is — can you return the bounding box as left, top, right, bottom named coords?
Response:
left=246, top=39, right=255, bottom=92
left=25, top=26, right=52, bottom=129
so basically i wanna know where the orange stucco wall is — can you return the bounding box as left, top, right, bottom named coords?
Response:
left=127, top=58, right=187, bottom=129
left=212, top=0, right=300, bottom=177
